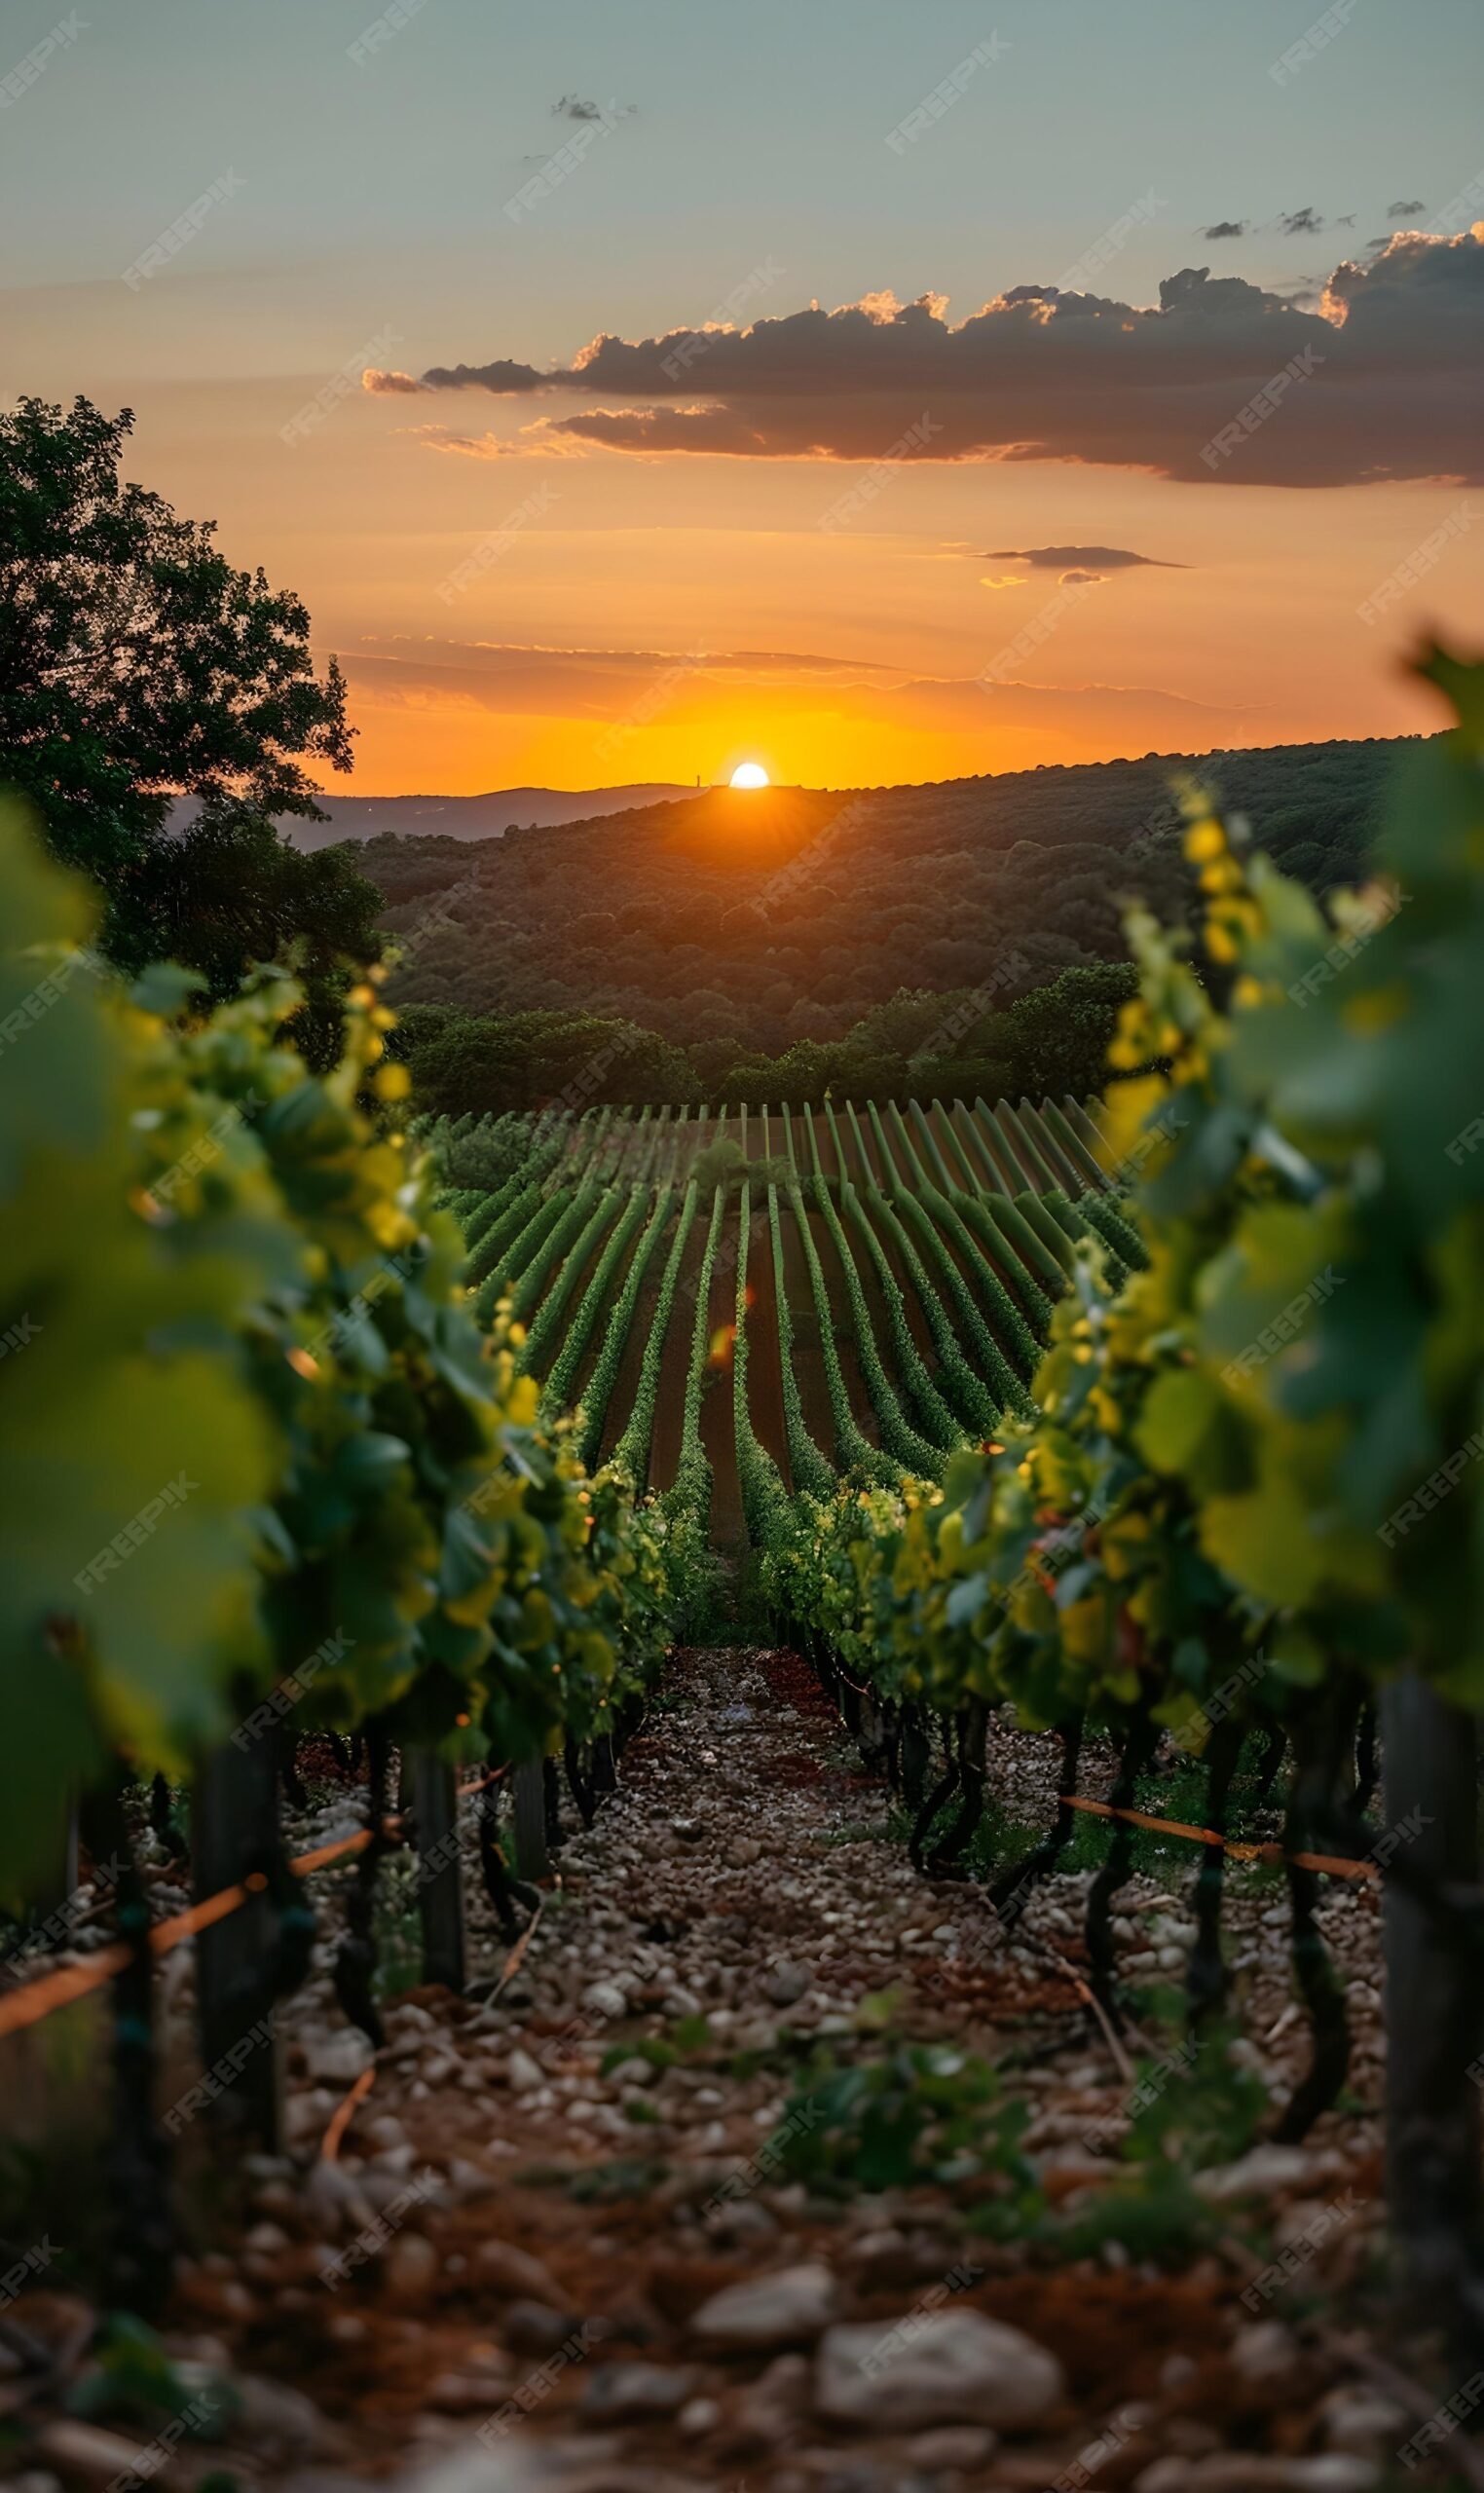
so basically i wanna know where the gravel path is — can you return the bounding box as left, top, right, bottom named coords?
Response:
left=10, top=1651, right=1404, bottom=2492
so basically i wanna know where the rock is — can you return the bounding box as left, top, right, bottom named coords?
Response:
left=583, top=1980, right=628, bottom=2020
left=678, top=2395, right=723, bottom=2437
left=1319, top=2387, right=1410, bottom=2458
left=692, top=2261, right=840, bottom=2350
left=727, top=2351, right=813, bottom=2451
left=506, top=2047, right=544, bottom=2092
left=580, top=2360, right=700, bottom=2421
left=470, top=2237, right=563, bottom=2303
left=502, top=2299, right=580, bottom=2355
left=232, top=2370, right=331, bottom=2461
left=1138, top=2463, right=1381, bottom=2493
left=1227, top=2321, right=1304, bottom=2385
left=383, top=2232, right=441, bottom=2308
left=909, top=2424, right=999, bottom=2470
left=765, top=1959, right=811, bottom=2008
left=1197, top=2144, right=1315, bottom=2203
left=814, top=2311, right=1064, bottom=2432
left=37, top=2423, right=164, bottom=2488
left=307, top=2031, right=374, bottom=2085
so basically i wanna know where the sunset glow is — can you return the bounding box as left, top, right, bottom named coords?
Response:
left=728, top=762, right=770, bottom=790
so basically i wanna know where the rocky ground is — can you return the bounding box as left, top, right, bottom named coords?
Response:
left=3, top=1649, right=1441, bottom=2493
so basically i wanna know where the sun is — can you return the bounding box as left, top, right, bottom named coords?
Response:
left=729, top=761, right=769, bottom=789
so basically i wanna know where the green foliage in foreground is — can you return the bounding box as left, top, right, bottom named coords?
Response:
left=0, top=800, right=680, bottom=1896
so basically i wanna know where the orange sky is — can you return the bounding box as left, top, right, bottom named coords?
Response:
left=5, top=0, right=1478, bottom=793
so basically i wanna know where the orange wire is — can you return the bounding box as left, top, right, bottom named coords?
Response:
left=0, top=1824, right=386, bottom=2043
left=321, top=2065, right=376, bottom=2161
left=1061, top=1793, right=1378, bottom=1880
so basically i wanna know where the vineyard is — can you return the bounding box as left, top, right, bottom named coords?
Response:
left=3, top=657, right=1484, bottom=2487
left=429, top=1089, right=1140, bottom=1543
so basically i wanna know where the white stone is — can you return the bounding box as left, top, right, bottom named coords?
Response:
left=692, top=2262, right=840, bottom=2350
left=814, top=2309, right=1064, bottom=2431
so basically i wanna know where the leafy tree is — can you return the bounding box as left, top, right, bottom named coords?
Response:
left=0, top=395, right=369, bottom=995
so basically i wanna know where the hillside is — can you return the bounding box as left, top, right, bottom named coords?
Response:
left=365, top=733, right=1408, bottom=1052
left=167, top=781, right=697, bottom=848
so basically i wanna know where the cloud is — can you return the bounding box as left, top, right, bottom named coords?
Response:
left=1389, top=198, right=1426, bottom=217
left=1058, top=569, right=1103, bottom=584
left=384, top=232, right=1484, bottom=487
left=341, top=635, right=1243, bottom=764
left=1277, top=206, right=1326, bottom=237
left=364, top=368, right=423, bottom=394
left=983, top=543, right=1184, bottom=571
left=1202, top=220, right=1247, bottom=241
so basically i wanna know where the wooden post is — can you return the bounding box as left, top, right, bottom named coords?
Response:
left=1382, top=1674, right=1484, bottom=2349
left=412, top=1749, right=465, bottom=1995
left=512, top=1759, right=549, bottom=1880
left=193, top=1732, right=285, bottom=2151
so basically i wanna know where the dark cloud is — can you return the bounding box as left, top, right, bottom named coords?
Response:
left=1202, top=220, right=1247, bottom=241
left=983, top=543, right=1184, bottom=571
left=384, top=234, right=1484, bottom=487
left=1278, top=207, right=1326, bottom=236
left=1057, top=569, right=1103, bottom=584
left=1389, top=199, right=1426, bottom=217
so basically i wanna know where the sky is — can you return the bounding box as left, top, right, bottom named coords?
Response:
left=3, top=0, right=1481, bottom=793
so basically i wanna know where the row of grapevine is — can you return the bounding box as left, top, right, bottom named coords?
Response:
left=741, top=654, right=1484, bottom=2342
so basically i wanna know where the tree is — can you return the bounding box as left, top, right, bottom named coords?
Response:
left=0, top=395, right=366, bottom=989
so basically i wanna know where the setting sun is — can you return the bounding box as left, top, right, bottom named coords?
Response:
left=729, top=761, right=770, bottom=790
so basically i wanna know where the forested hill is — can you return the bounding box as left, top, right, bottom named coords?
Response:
left=365, top=733, right=1410, bottom=1055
